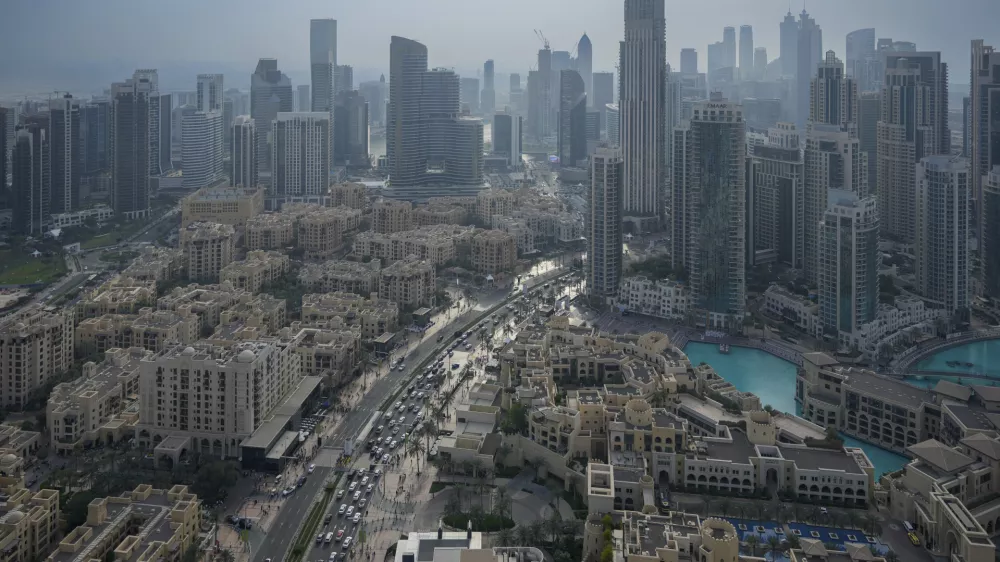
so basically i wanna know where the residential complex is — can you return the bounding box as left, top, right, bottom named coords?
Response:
left=301, top=292, right=398, bottom=340
left=121, top=247, right=187, bottom=283
left=915, top=156, right=970, bottom=315
left=353, top=225, right=474, bottom=266
left=329, top=182, right=369, bottom=210
left=0, top=306, right=75, bottom=409
left=588, top=147, right=623, bottom=303
left=75, top=308, right=199, bottom=355
left=220, top=250, right=290, bottom=293
left=179, top=222, right=237, bottom=282
left=296, top=205, right=363, bottom=259
left=156, top=282, right=251, bottom=331
left=379, top=259, right=436, bottom=309
left=616, top=276, right=691, bottom=320
left=298, top=259, right=382, bottom=295
left=373, top=199, right=413, bottom=233
left=180, top=185, right=265, bottom=231
left=471, top=229, right=517, bottom=275
left=76, top=277, right=157, bottom=320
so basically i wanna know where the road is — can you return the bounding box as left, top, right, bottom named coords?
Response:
left=251, top=265, right=574, bottom=562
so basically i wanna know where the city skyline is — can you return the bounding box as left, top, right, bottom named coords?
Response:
left=2, top=0, right=997, bottom=96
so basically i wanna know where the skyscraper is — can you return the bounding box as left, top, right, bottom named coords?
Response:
left=297, top=84, right=311, bottom=112
left=112, top=76, right=153, bottom=218
left=846, top=28, right=877, bottom=92
left=333, top=90, right=369, bottom=167
left=48, top=94, right=80, bottom=214
left=359, top=77, right=387, bottom=127
left=310, top=19, right=337, bottom=169
left=884, top=51, right=949, bottom=153
left=133, top=70, right=171, bottom=178
left=915, top=156, right=969, bottom=316
left=795, top=10, right=823, bottom=130
left=460, top=77, right=480, bottom=114
left=231, top=116, right=257, bottom=188
left=818, top=191, right=880, bottom=338
left=11, top=118, right=49, bottom=235
left=588, top=147, right=623, bottom=302
left=492, top=112, right=522, bottom=168
left=250, top=58, right=293, bottom=184
left=482, top=60, right=496, bottom=117
left=970, top=40, right=1000, bottom=237
left=984, top=167, right=1000, bottom=298
left=0, top=108, right=6, bottom=192
left=671, top=95, right=747, bottom=331
left=620, top=0, right=667, bottom=230
left=576, top=34, right=593, bottom=105
left=389, top=36, right=428, bottom=186
left=878, top=55, right=940, bottom=243
left=79, top=100, right=110, bottom=175
left=335, top=64, right=354, bottom=94
left=509, top=73, right=520, bottom=93
left=739, top=25, right=753, bottom=81
left=272, top=112, right=330, bottom=197
left=680, top=48, right=698, bottom=74
left=592, top=71, right=614, bottom=131
left=753, top=48, right=768, bottom=80
left=722, top=26, right=737, bottom=70
left=779, top=11, right=798, bottom=76
left=531, top=46, right=553, bottom=139
left=558, top=70, right=587, bottom=167
left=196, top=74, right=224, bottom=112
left=809, top=51, right=857, bottom=128
left=181, top=110, right=224, bottom=190
left=748, top=123, right=803, bottom=267
left=606, top=104, right=620, bottom=147
left=857, top=92, right=880, bottom=196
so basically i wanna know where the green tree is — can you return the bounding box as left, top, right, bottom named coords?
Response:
left=883, top=550, right=899, bottom=562
left=181, top=544, right=200, bottom=562
left=500, top=402, right=529, bottom=435
left=745, top=535, right=759, bottom=557
left=190, top=461, right=239, bottom=505
left=64, top=490, right=100, bottom=530
left=765, top=536, right=783, bottom=561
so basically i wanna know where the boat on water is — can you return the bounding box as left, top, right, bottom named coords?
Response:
left=719, top=343, right=731, bottom=354
left=945, top=360, right=975, bottom=369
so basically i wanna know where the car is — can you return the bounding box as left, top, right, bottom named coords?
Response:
left=397, top=404, right=406, bottom=412
left=317, top=534, right=325, bottom=545
left=366, top=483, right=374, bottom=494
left=347, top=469, right=357, bottom=479
left=375, top=447, right=383, bottom=456
left=374, top=468, right=382, bottom=478
left=451, top=363, right=460, bottom=369
left=376, top=425, right=384, bottom=433
left=361, top=476, right=369, bottom=486
left=297, top=476, right=307, bottom=487
left=353, top=490, right=361, bottom=501
left=358, top=498, right=367, bottom=508
left=908, top=532, right=920, bottom=546
left=349, top=482, right=357, bottom=492
left=398, top=365, right=405, bottom=371
left=336, top=489, right=345, bottom=499
left=389, top=440, right=398, bottom=449
left=283, top=487, right=295, bottom=497
left=382, top=453, right=390, bottom=463
left=346, top=506, right=355, bottom=517
left=352, top=512, right=361, bottom=524
left=324, top=513, right=334, bottom=525
left=819, top=507, right=828, bottom=515
left=308, top=464, right=316, bottom=473
left=338, top=504, right=347, bottom=515
left=343, top=537, right=354, bottom=549
left=448, top=351, right=454, bottom=357
left=392, top=426, right=400, bottom=435
left=375, top=437, right=383, bottom=445
left=325, top=532, right=335, bottom=544
left=336, top=529, right=345, bottom=541
left=437, top=335, right=444, bottom=342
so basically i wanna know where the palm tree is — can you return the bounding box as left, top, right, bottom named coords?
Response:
left=718, top=498, right=733, bottom=518
left=754, top=501, right=768, bottom=521
left=546, top=508, right=562, bottom=542
left=407, top=439, right=426, bottom=472
left=786, top=534, right=800, bottom=551
left=493, top=487, right=512, bottom=519
left=701, top=497, right=713, bottom=516
left=648, top=387, right=671, bottom=408
left=745, top=535, right=760, bottom=557
left=808, top=506, right=822, bottom=524
left=515, top=524, right=532, bottom=547
left=494, top=527, right=515, bottom=548
left=765, top=536, right=783, bottom=562
left=846, top=510, right=861, bottom=530
left=862, top=513, right=878, bottom=536
left=883, top=550, right=900, bottom=562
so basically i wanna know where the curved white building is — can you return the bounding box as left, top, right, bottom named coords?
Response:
left=181, top=110, right=224, bottom=190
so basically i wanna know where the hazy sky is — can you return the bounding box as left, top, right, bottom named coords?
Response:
left=3, top=0, right=997, bottom=84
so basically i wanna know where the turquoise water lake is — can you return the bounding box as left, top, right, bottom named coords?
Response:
left=683, top=342, right=908, bottom=476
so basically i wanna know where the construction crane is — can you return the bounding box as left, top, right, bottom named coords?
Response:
left=534, top=29, right=550, bottom=51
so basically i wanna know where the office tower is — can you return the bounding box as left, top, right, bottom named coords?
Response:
left=707, top=42, right=724, bottom=74
left=460, top=77, right=480, bottom=114
left=558, top=70, right=587, bottom=167
left=748, top=123, right=803, bottom=267
left=592, top=71, right=614, bottom=130
left=1, top=105, right=12, bottom=179
left=250, top=58, right=293, bottom=183
left=620, top=0, right=667, bottom=229
left=739, top=25, right=753, bottom=81
left=530, top=46, right=553, bottom=139
left=134, top=70, right=171, bottom=178
left=680, top=48, right=698, bottom=74
left=80, top=100, right=110, bottom=175
left=878, top=56, right=940, bottom=243
left=809, top=52, right=857, bottom=127
left=552, top=51, right=572, bottom=72
left=231, top=116, right=257, bottom=188
left=181, top=111, right=224, bottom=190
left=48, top=95, right=80, bottom=214
left=671, top=96, right=746, bottom=331
left=915, top=156, right=969, bottom=315
left=753, top=48, right=767, bottom=80
left=310, top=19, right=337, bottom=113
left=222, top=98, right=234, bottom=150
left=970, top=40, right=1000, bottom=234
left=272, top=112, right=330, bottom=197
left=818, top=191, right=880, bottom=336
left=577, top=34, right=593, bottom=105
left=196, top=74, right=224, bottom=112
left=846, top=28, right=877, bottom=92
left=984, top=168, right=1000, bottom=298
left=779, top=11, right=798, bottom=76
left=482, top=60, right=496, bottom=117
left=795, top=10, right=823, bottom=130
left=606, top=104, right=620, bottom=147
left=171, top=104, right=195, bottom=166
left=723, top=27, right=737, bottom=69
left=0, top=109, right=5, bottom=190
left=333, top=90, right=369, bottom=167
left=388, top=36, right=428, bottom=185
left=111, top=76, right=153, bottom=218
left=887, top=52, right=949, bottom=153
left=509, top=73, right=521, bottom=93
left=963, top=96, right=971, bottom=158
left=359, top=77, right=387, bottom=127
left=492, top=112, right=522, bottom=167
left=388, top=37, right=483, bottom=187
left=297, top=84, right=311, bottom=112
left=335, top=64, right=354, bottom=94
left=856, top=93, right=879, bottom=197
left=11, top=118, right=49, bottom=235
left=585, top=111, right=601, bottom=143
left=587, top=147, right=623, bottom=302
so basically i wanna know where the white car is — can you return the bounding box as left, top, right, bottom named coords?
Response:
left=366, top=483, right=374, bottom=494
left=352, top=512, right=361, bottom=524
left=346, top=506, right=355, bottom=517
left=389, top=440, right=398, bottom=449
left=361, top=476, right=369, bottom=486
left=382, top=454, right=390, bottom=463
left=343, top=537, right=353, bottom=550
left=336, top=490, right=344, bottom=499
left=308, top=464, right=316, bottom=474
left=359, top=498, right=367, bottom=508
left=353, top=490, right=361, bottom=501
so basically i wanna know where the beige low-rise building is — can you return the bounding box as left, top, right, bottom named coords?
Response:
left=45, top=485, right=200, bottom=562
left=413, top=203, right=468, bottom=227
left=298, top=259, right=382, bottom=296
left=276, top=324, right=362, bottom=387
left=157, top=282, right=251, bottom=331
left=76, top=277, right=157, bottom=320
left=353, top=224, right=475, bottom=265
left=472, top=229, right=517, bottom=274
left=121, top=247, right=187, bottom=283
left=218, top=294, right=287, bottom=334
left=0, top=306, right=75, bottom=409
left=379, top=259, right=436, bottom=309
left=245, top=212, right=296, bottom=250
left=0, top=487, right=61, bottom=562
left=0, top=425, right=41, bottom=461
left=302, top=292, right=398, bottom=341
left=181, top=184, right=264, bottom=231
left=329, top=182, right=369, bottom=210
left=48, top=347, right=152, bottom=452
left=220, top=250, right=290, bottom=293
left=75, top=308, right=200, bottom=355
left=297, top=205, right=363, bottom=259
left=180, top=222, right=237, bottom=282
left=476, top=189, right=515, bottom=222
left=373, top=200, right=413, bottom=233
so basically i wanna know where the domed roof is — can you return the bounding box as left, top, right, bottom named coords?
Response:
left=238, top=349, right=256, bottom=363
left=0, top=453, right=17, bottom=466
left=182, top=346, right=196, bottom=356
left=4, top=510, right=24, bottom=524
